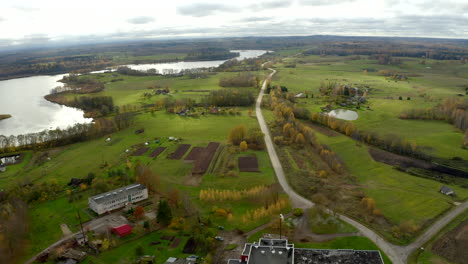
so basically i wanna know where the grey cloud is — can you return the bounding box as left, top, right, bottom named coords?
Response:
left=300, top=0, right=357, bottom=6
left=127, top=16, right=155, bottom=24
left=177, top=3, right=238, bottom=17
left=251, top=0, right=293, bottom=9
left=238, top=17, right=273, bottom=23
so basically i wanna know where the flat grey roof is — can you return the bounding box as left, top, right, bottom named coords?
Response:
left=248, top=246, right=293, bottom=264
left=294, top=248, right=384, bottom=264
left=89, top=183, right=146, bottom=204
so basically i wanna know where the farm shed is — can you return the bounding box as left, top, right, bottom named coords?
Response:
left=111, top=224, right=133, bottom=237
left=440, top=186, right=454, bottom=196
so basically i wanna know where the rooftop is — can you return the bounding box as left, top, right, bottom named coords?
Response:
left=294, top=248, right=384, bottom=264
left=89, top=183, right=146, bottom=204
left=248, top=245, right=293, bottom=264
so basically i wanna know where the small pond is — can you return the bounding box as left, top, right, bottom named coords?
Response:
left=328, top=109, right=359, bottom=120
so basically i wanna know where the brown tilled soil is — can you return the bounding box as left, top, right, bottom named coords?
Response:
left=238, top=156, right=260, bottom=172
left=149, top=147, right=166, bottom=158
left=184, top=147, right=205, bottom=161
left=168, top=144, right=191, bottom=159
left=132, top=147, right=150, bottom=156
left=192, top=142, right=220, bottom=174
left=170, top=237, right=182, bottom=248
left=182, top=237, right=198, bottom=254
left=306, top=122, right=340, bottom=137
left=432, top=219, right=468, bottom=264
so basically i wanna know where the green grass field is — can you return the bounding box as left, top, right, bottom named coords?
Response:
left=20, top=193, right=92, bottom=263
left=308, top=207, right=358, bottom=234
left=80, top=230, right=189, bottom=264
left=8, top=109, right=282, bottom=262
left=271, top=55, right=467, bottom=159
left=311, top=128, right=468, bottom=237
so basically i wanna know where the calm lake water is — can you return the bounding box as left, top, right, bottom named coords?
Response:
left=0, top=50, right=268, bottom=137
left=93, top=50, right=269, bottom=73
left=328, top=109, right=359, bottom=120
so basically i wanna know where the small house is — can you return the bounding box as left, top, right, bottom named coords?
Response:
left=440, top=186, right=454, bottom=196
left=111, top=224, right=132, bottom=237
left=210, top=107, right=219, bottom=114
left=295, top=93, right=305, bottom=98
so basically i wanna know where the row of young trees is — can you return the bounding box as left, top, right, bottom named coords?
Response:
left=310, top=111, right=431, bottom=160
left=267, top=86, right=346, bottom=173
left=400, top=98, right=468, bottom=131
left=240, top=198, right=288, bottom=224
left=199, top=186, right=269, bottom=201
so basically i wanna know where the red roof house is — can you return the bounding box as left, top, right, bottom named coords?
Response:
left=111, top=224, right=132, bottom=237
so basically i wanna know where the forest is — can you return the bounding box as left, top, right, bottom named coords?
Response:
left=1, top=35, right=467, bottom=79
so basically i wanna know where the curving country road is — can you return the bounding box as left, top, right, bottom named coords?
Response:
left=255, top=68, right=468, bottom=264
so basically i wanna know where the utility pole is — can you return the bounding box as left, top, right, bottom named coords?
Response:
left=279, top=214, right=284, bottom=239
left=77, top=209, right=86, bottom=243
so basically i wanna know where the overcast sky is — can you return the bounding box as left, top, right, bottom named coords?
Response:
left=0, top=0, right=467, bottom=48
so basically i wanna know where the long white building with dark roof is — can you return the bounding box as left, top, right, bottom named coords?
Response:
left=88, top=183, right=148, bottom=215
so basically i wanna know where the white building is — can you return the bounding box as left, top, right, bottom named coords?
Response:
left=88, top=183, right=148, bottom=215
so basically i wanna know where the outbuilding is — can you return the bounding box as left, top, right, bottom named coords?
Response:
left=111, top=224, right=133, bottom=237
left=440, top=186, right=455, bottom=196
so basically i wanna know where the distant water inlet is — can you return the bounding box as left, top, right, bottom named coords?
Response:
left=328, top=109, right=359, bottom=120
left=0, top=50, right=268, bottom=137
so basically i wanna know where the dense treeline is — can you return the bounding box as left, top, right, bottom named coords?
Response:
left=303, top=40, right=468, bottom=60
left=45, top=95, right=114, bottom=116
left=55, top=74, right=104, bottom=93
left=1, top=36, right=467, bottom=79
left=203, top=89, right=255, bottom=107
left=217, top=57, right=263, bottom=72
left=0, top=113, right=134, bottom=153
left=400, top=98, right=468, bottom=131
left=219, top=73, right=259, bottom=87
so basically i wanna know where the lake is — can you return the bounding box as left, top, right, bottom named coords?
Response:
left=0, top=50, right=268, bottom=137
left=328, top=109, right=359, bottom=120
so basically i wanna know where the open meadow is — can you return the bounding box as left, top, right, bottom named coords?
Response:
left=271, top=55, right=467, bottom=159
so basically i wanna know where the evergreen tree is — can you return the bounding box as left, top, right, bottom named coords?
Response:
left=157, top=200, right=172, bottom=225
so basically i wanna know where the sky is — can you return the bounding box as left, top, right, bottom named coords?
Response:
left=0, top=0, right=467, bottom=48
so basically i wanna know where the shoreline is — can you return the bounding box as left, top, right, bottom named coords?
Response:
left=0, top=53, right=241, bottom=81
left=0, top=114, right=12, bottom=121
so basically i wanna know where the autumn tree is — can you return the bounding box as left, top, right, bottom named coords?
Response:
left=133, top=205, right=145, bottom=220
left=228, top=125, right=247, bottom=145
left=295, top=133, right=305, bottom=144
left=168, top=189, right=180, bottom=208
left=135, top=165, right=160, bottom=193
left=240, top=141, right=248, bottom=151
